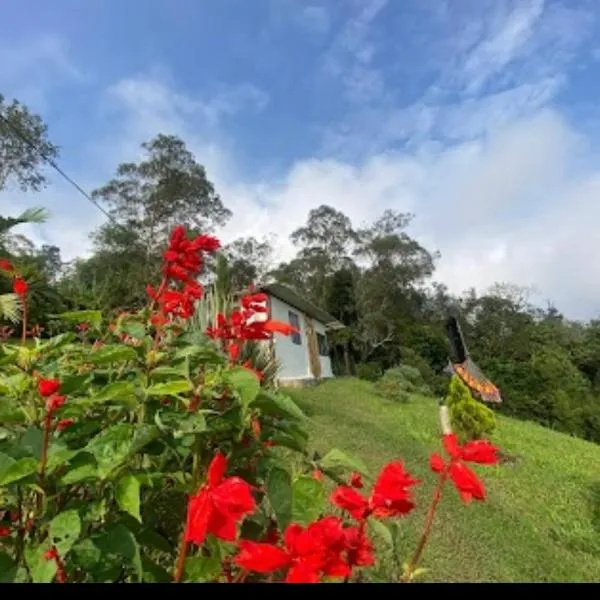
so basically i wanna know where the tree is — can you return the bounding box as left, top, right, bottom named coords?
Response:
left=0, top=94, right=58, bottom=192
left=79, top=134, right=232, bottom=311
left=222, top=236, right=273, bottom=292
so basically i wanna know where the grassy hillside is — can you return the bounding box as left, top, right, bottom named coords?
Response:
left=287, top=378, right=600, bottom=583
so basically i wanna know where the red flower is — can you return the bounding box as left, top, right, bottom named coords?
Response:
left=45, top=395, right=66, bottom=414
left=12, top=277, right=28, bottom=296
left=38, top=378, right=60, bottom=397
left=227, top=342, right=241, bottom=362
left=429, top=434, right=499, bottom=505
left=77, top=322, right=89, bottom=332
left=350, top=472, right=363, bottom=489
left=0, top=526, right=11, bottom=537
left=344, top=525, right=375, bottom=568
left=331, top=461, right=419, bottom=520
left=56, top=418, right=75, bottom=432
left=184, top=452, right=256, bottom=546
left=235, top=517, right=350, bottom=583
left=0, top=259, right=14, bottom=272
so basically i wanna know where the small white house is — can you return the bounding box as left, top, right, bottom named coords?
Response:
left=257, top=283, right=344, bottom=385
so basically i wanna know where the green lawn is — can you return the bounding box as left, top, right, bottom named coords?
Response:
left=287, top=378, right=600, bottom=583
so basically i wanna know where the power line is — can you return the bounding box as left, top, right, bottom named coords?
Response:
left=0, top=110, right=117, bottom=225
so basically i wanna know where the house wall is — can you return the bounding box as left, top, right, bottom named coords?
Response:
left=268, top=294, right=333, bottom=381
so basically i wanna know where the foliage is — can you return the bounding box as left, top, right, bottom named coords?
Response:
left=356, top=362, right=382, bottom=382
left=0, top=225, right=502, bottom=584
left=445, top=376, right=496, bottom=443
left=375, top=365, right=432, bottom=403
left=0, top=95, right=58, bottom=193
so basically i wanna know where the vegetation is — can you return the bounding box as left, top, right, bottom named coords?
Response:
left=289, top=379, right=600, bottom=583
left=2, top=91, right=600, bottom=583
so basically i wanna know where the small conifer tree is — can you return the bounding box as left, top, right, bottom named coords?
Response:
left=445, top=375, right=496, bottom=442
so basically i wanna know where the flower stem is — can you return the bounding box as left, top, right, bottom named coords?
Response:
left=39, top=414, right=52, bottom=482
left=20, top=298, right=27, bottom=346
left=173, top=535, right=189, bottom=583
left=401, top=466, right=449, bottom=582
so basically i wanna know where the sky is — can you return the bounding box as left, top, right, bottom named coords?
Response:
left=1, top=0, right=600, bottom=320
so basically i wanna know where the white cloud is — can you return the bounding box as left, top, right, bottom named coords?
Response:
left=3, top=72, right=600, bottom=320
left=461, top=0, right=546, bottom=95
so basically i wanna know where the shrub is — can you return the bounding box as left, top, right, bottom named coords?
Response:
left=356, top=362, right=382, bottom=382
left=375, top=365, right=432, bottom=403
left=0, top=231, right=503, bottom=584
left=445, top=375, right=496, bottom=443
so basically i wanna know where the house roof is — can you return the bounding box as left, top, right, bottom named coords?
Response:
left=259, top=283, right=345, bottom=330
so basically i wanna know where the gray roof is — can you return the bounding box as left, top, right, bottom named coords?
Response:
left=259, top=283, right=345, bottom=330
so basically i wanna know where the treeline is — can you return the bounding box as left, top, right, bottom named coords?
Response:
left=2, top=93, right=600, bottom=444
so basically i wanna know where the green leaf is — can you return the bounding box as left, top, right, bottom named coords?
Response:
left=0, top=551, right=17, bottom=583
left=155, top=410, right=208, bottom=437
left=0, top=397, right=26, bottom=423
left=45, top=443, right=77, bottom=474
left=60, top=452, right=98, bottom=484
left=150, top=365, right=187, bottom=380
left=146, top=380, right=192, bottom=397
left=120, top=319, right=146, bottom=340
left=228, top=367, right=260, bottom=410
left=268, top=431, right=307, bottom=454
left=129, top=425, right=161, bottom=456
left=142, top=558, right=171, bottom=583
left=0, top=457, right=38, bottom=486
left=368, top=519, right=394, bottom=549
left=94, top=524, right=143, bottom=582
left=88, top=345, right=138, bottom=365
left=93, top=381, right=137, bottom=408
left=56, top=309, right=102, bottom=329
left=85, top=423, right=135, bottom=479
left=26, top=540, right=57, bottom=583
left=0, top=452, right=16, bottom=480
left=253, top=390, right=306, bottom=421
left=292, top=475, right=325, bottom=526
left=49, top=509, right=81, bottom=556
left=59, top=373, right=92, bottom=395
left=319, top=448, right=369, bottom=476
left=19, top=427, right=43, bottom=459
left=115, top=474, right=142, bottom=522
left=266, top=466, right=293, bottom=531
left=184, top=554, right=222, bottom=583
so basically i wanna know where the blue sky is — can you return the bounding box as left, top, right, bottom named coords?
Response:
left=1, top=0, right=600, bottom=319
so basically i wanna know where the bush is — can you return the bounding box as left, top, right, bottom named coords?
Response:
left=446, top=375, right=496, bottom=442
left=356, top=362, right=382, bottom=382
left=0, top=229, right=504, bottom=585
left=375, top=365, right=432, bottom=403
left=398, top=346, right=447, bottom=396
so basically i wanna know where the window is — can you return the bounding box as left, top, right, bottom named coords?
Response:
left=316, top=332, right=329, bottom=357
left=288, top=311, right=301, bottom=345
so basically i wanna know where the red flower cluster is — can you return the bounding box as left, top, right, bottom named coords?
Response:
left=38, top=378, right=66, bottom=417
left=331, top=462, right=419, bottom=520
left=429, top=434, right=499, bottom=504
left=184, top=452, right=256, bottom=546
left=235, top=515, right=373, bottom=583
left=147, top=225, right=220, bottom=320
left=207, top=292, right=298, bottom=364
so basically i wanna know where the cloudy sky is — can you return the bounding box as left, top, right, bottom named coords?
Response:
left=1, top=0, right=600, bottom=319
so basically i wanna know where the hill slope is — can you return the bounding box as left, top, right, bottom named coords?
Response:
left=287, top=378, right=600, bottom=582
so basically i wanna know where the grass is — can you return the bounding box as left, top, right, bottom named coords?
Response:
left=287, top=377, right=600, bottom=583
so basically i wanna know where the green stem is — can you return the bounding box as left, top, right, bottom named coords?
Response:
left=20, top=297, right=27, bottom=346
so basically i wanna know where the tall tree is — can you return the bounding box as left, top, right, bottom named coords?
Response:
left=78, top=134, right=231, bottom=311
left=0, top=94, right=58, bottom=192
